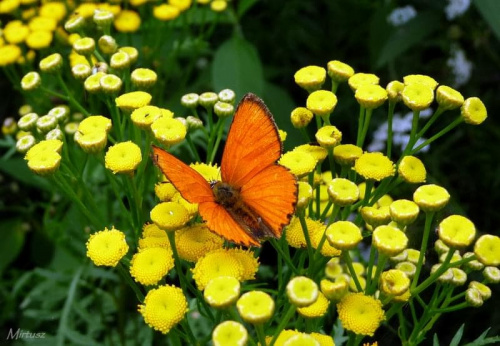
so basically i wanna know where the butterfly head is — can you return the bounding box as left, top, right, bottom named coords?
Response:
left=212, top=181, right=240, bottom=208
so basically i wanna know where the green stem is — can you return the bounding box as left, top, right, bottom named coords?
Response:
left=186, top=133, right=202, bottom=162
left=298, top=210, right=314, bottom=271
left=356, top=106, right=366, bottom=147
left=410, top=117, right=463, bottom=155
left=412, top=250, right=454, bottom=296
left=56, top=74, right=90, bottom=116
left=269, top=238, right=299, bottom=275
left=358, top=108, right=373, bottom=148
left=117, top=262, right=144, bottom=302
left=210, top=117, right=227, bottom=163
left=255, top=324, right=267, bottom=346
left=40, top=86, right=69, bottom=100
left=342, top=251, right=363, bottom=293
left=167, top=231, right=188, bottom=294
left=386, top=101, right=396, bottom=158
left=56, top=265, right=84, bottom=346
left=365, top=245, right=377, bottom=290
left=416, top=106, right=445, bottom=139
left=269, top=304, right=296, bottom=346
left=402, top=110, right=421, bottom=157
left=367, top=253, right=388, bottom=295
left=411, top=211, right=435, bottom=290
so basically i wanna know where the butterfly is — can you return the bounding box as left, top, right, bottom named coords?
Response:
left=152, top=93, right=297, bottom=247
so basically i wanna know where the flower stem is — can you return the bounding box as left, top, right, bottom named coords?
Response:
left=411, top=211, right=435, bottom=290
left=386, top=101, right=396, bottom=158
left=342, top=251, right=363, bottom=293
left=269, top=304, right=296, bottom=346
left=167, top=231, right=188, bottom=294
left=410, top=117, right=463, bottom=155
left=255, top=324, right=267, bottom=346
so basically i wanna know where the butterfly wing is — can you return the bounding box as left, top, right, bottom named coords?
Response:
left=221, top=93, right=282, bottom=187
left=152, top=145, right=213, bottom=203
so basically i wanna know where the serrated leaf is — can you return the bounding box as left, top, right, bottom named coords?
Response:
left=475, top=0, right=500, bottom=42
left=450, top=324, right=465, bottom=346
left=375, top=11, right=441, bottom=69
left=212, top=36, right=264, bottom=100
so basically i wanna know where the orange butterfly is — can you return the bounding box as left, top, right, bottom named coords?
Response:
left=152, top=93, right=297, bottom=247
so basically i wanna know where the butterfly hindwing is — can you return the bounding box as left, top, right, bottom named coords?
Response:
left=152, top=146, right=214, bottom=204
left=221, top=93, right=282, bottom=188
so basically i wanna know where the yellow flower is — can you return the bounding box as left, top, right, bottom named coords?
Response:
left=294, top=144, right=328, bottom=163
left=100, top=74, right=123, bottom=94
left=150, top=202, right=190, bottom=231
left=114, top=10, right=141, bottom=32
left=204, top=276, right=241, bottom=308
left=296, top=181, right=313, bottom=209
left=474, top=234, right=500, bottom=266
left=29, top=16, right=57, bottom=32
left=3, top=117, right=17, bottom=136
left=372, top=225, right=408, bottom=256
left=192, top=249, right=244, bottom=290
left=403, top=74, right=438, bottom=90
left=398, top=155, right=426, bottom=183
left=36, top=115, right=57, bottom=133
left=355, top=84, right=388, bottom=109
left=354, top=152, right=395, bottom=181
left=438, top=215, right=476, bottom=248
left=436, top=85, right=464, bottom=110
left=297, top=292, right=329, bottom=318
left=131, top=68, right=158, bottom=89
left=463, top=252, right=484, bottom=271
left=461, top=97, right=487, bottom=125
left=142, top=223, right=168, bottom=238
left=26, top=150, right=61, bottom=175
left=0, top=45, right=22, bottom=66
left=73, top=37, right=95, bottom=56
left=21, top=72, right=41, bottom=91
left=25, top=30, right=53, bottom=50
left=119, top=46, right=139, bottom=64
left=279, top=129, right=287, bottom=142
left=228, top=248, right=260, bottom=280
left=413, top=184, right=450, bottom=212
left=212, top=321, right=248, bottom=346
left=110, top=51, right=131, bottom=70
left=283, top=334, right=320, bottom=346
left=469, top=281, right=491, bottom=300
left=130, top=247, right=174, bottom=285
left=307, top=90, right=338, bottom=116
left=386, top=80, right=405, bottom=102
left=483, top=267, right=500, bottom=284
left=199, top=92, right=219, bottom=109
left=105, top=141, right=142, bottom=175
left=175, top=224, right=224, bottom=262
left=39, top=53, right=63, bottom=73
left=326, top=221, right=362, bottom=250
left=138, top=237, right=170, bottom=250
left=0, top=0, right=20, bottom=13
left=116, top=92, right=152, bottom=112
left=450, top=268, right=467, bottom=286
left=139, top=285, right=188, bottom=334
left=3, top=21, right=29, bottom=44
left=154, top=182, right=177, bottom=201
left=380, top=269, right=410, bottom=296
left=286, top=216, right=323, bottom=249
left=337, top=293, right=385, bottom=336
left=348, top=73, right=379, bottom=91
left=395, top=261, right=416, bottom=278
left=211, top=0, right=227, bottom=12
left=189, top=162, right=221, bottom=182
left=310, top=226, right=341, bottom=257
left=294, top=65, right=327, bottom=92
left=153, top=4, right=180, bottom=21
left=315, top=125, right=342, bottom=148
left=131, top=105, right=163, bottom=130
left=327, top=60, right=355, bottom=83
left=327, top=178, right=359, bottom=206
left=24, top=138, right=63, bottom=164
left=291, top=107, right=314, bottom=128
left=266, top=330, right=302, bottom=346
left=321, top=278, right=348, bottom=301
left=86, top=227, right=129, bottom=267
left=465, top=287, right=483, bottom=307
left=169, top=0, right=192, bottom=12
left=310, top=333, right=334, bottom=346
left=389, top=199, right=419, bottom=226
left=78, top=115, right=112, bottom=134
left=402, top=84, right=434, bottom=111
left=287, top=276, right=319, bottom=307
left=333, top=144, right=362, bottom=166
left=151, top=117, right=187, bottom=146
left=279, top=151, right=317, bottom=177
left=236, top=291, right=275, bottom=324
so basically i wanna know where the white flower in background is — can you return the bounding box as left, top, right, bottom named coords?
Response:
left=447, top=47, right=472, bottom=87
left=445, top=0, right=470, bottom=20
left=387, top=5, right=417, bottom=26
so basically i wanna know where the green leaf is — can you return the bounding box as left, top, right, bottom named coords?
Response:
left=475, top=0, right=500, bottom=42
left=375, top=11, right=441, bottom=69
left=0, top=157, right=51, bottom=191
left=450, top=324, right=465, bottom=346
left=464, top=327, right=500, bottom=346
left=0, top=219, right=25, bottom=276
left=212, top=36, right=264, bottom=100
left=237, top=0, right=259, bottom=18
left=433, top=333, right=440, bottom=346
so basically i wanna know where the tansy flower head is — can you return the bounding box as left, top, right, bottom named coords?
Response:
left=413, top=184, right=450, bottom=212
left=469, top=281, right=491, bottom=300
left=284, top=333, right=320, bottom=346
left=131, top=68, right=157, bottom=89
left=333, top=144, right=363, bottom=166
left=328, top=178, right=359, bottom=206
left=181, top=93, right=199, bottom=108
left=461, top=97, right=487, bottom=125
left=438, top=215, right=476, bottom=248
left=398, top=155, right=426, bottom=183
left=73, top=37, right=95, bottom=56
left=39, top=53, right=63, bottom=73
left=474, top=234, right=500, bottom=266
left=36, top=115, right=57, bottom=133
left=321, top=278, right=348, bottom=301
left=326, top=221, right=362, bottom=250
left=327, top=60, right=355, bottom=83
left=84, top=72, right=106, bottom=93
left=279, top=151, right=317, bottom=177
left=380, top=269, right=410, bottom=296
left=115, top=91, right=152, bottom=112
left=297, top=181, right=313, bottom=209
left=114, top=10, right=141, bottom=32
left=483, top=266, right=500, bottom=284
left=100, top=74, right=123, bottom=94
left=16, top=135, right=35, bottom=153
left=46, top=129, right=63, bottom=141
left=294, top=65, right=327, bottom=92
left=75, top=131, right=108, bottom=153
left=199, top=92, right=218, bottom=109
left=21, top=72, right=41, bottom=91
left=463, top=252, right=484, bottom=271
left=212, top=321, right=248, bottom=346
left=436, top=85, right=464, bottom=110
left=190, top=162, right=221, bottom=182
left=151, top=117, right=187, bottom=146
left=354, top=152, right=395, bottom=181
left=324, top=258, right=343, bottom=279
left=18, top=113, right=39, bottom=131
left=26, top=30, right=53, bottom=50
left=175, top=224, right=224, bottom=262
left=218, top=89, right=236, bottom=104
left=138, top=237, right=170, bottom=250
left=98, top=35, right=118, bottom=55
left=139, top=285, right=187, bottom=334
left=310, top=332, right=335, bottom=346
left=0, top=45, right=22, bottom=66
left=286, top=216, right=323, bottom=249
left=402, top=83, right=434, bottom=111
left=227, top=248, right=260, bottom=280
left=315, top=125, right=342, bottom=148
left=142, top=223, right=168, bottom=238
left=372, top=225, right=408, bottom=256
left=361, top=206, right=391, bottom=228
left=287, top=276, right=319, bottom=307
left=348, top=73, right=379, bottom=91
left=204, top=276, right=241, bottom=308
left=465, top=287, right=483, bottom=307
left=293, top=144, right=328, bottom=163
left=307, top=90, right=338, bottom=116
left=236, top=291, right=275, bottom=324
left=450, top=268, right=467, bottom=286
left=130, top=247, right=174, bottom=285
left=310, top=226, right=341, bottom=257
left=403, top=74, right=438, bottom=90
left=110, top=51, right=131, bottom=70
left=395, top=261, right=417, bottom=278
left=105, top=141, right=142, bottom=175
left=192, top=249, right=244, bottom=290
left=172, top=193, right=198, bottom=217
left=155, top=182, right=177, bottom=201
left=131, top=105, right=163, bottom=130
left=150, top=202, right=190, bottom=231
left=406, top=249, right=422, bottom=264
left=291, top=107, right=314, bottom=128
left=86, top=227, right=129, bottom=267
left=389, top=199, right=420, bottom=226
left=24, top=139, right=63, bottom=175
left=119, top=46, right=139, bottom=64
left=297, top=292, right=329, bottom=318
left=355, top=84, right=388, bottom=109
left=266, top=330, right=302, bottom=346
left=214, top=101, right=234, bottom=118
left=337, top=293, right=385, bottom=336
left=386, top=80, right=405, bottom=102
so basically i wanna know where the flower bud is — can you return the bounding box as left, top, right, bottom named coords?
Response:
left=100, top=74, right=122, bottom=94
left=36, top=115, right=57, bottom=133
left=2, top=117, right=17, bottom=136
left=199, top=92, right=218, bottom=109
left=16, top=135, right=36, bottom=153
left=46, top=128, right=63, bottom=140
left=73, top=37, right=95, bottom=56
left=21, top=71, right=41, bottom=91
left=186, top=116, right=203, bottom=131
left=18, top=113, right=39, bottom=131
left=110, top=51, right=131, bottom=70
left=181, top=93, right=199, bottom=108
left=98, top=35, right=117, bottom=55
left=93, top=9, right=114, bottom=28
left=218, top=89, right=235, bottom=104
left=39, top=53, right=63, bottom=73
left=131, top=68, right=157, bottom=89
left=118, top=46, right=139, bottom=64
left=214, top=101, right=234, bottom=117
left=48, top=106, right=70, bottom=124
left=64, top=15, right=85, bottom=33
